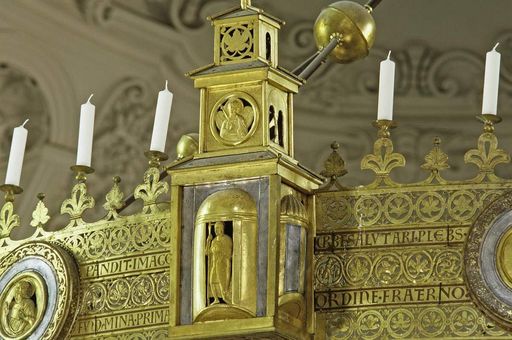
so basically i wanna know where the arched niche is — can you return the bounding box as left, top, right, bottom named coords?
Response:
left=268, top=89, right=287, bottom=149
left=193, top=188, right=258, bottom=322
left=279, top=194, right=309, bottom=320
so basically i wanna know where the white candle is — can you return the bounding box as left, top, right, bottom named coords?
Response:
left=482, top=43, right=501, bottom=115
left=5, top=119, right=29, bottom=186
left=76, top=94, right=95, bottom=167
left=150, top=81, right=174, bottom=153
left=377, top=51, right=396, bottom=121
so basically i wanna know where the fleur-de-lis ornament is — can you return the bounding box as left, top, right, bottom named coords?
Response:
left=30, top=193, right=50, bottom=231
left=361, top=138, right=405, bottom=187
left=134, top=167, right=168, bottom=214
left=421, top=137, right=449, bottom=183
left=465, top=133, right=510, bottom=182
left=104, top=176, right=125, bottom=220
left=0, top=202, right=19, bottom=241
left=61, top=182, right=95, bottom=228
left=318, top=142, right=348, bottom=191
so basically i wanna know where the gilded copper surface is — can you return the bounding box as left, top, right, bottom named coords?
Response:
left=0, top=242, right=80, bottom=339
left=498, top=229, right=512, bottom=290
left=192, top=188, right=259, bottom=323
left=176, top=133, right=199, bottom=160
left=220, top=23, right=255, bottom=63
left=0, top=272, right=46, bottom=339
left=0, top=1, right=511, bottom=339
left=210, top=92, right=258, bottom=146
left=314, top=1, right=376, bottom=63
left=205, top=222, right=233, bottom=305
left=465, top=191, right=512, bottom=332
left=315, top=120, right=512, bottom=339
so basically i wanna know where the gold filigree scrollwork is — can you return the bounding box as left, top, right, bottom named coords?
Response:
left=30, top=193, right=50, bottom=237
left=103, top=176, right=125, bottom=220
left=464, top=132, right=511, bottom=183
left=318, top=142, right=348, bottom=191
left=322, top=305, right=510, bottom=338
left=421, top=137, right=449, bottom=184
left=0, top=202, right=19, bottom=242
left=220, top=23, right=254, bottom=62
left=361, top=137, right=405, bottom=188
left=315, top=254, right=344, bottom=287
left=134, top=167, right=169, bottom=214
left=60, top=182, right=96, bottom=227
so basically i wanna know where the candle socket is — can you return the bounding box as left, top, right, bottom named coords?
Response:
left=145, top=150, right=169, bottom=168
left=0, top=184, right=23, bottom=203
left=70, top=165, right=95, bottom=183
left=372, top=119, right=397, bottom=138
left=477, top=114, right=502, bottom=133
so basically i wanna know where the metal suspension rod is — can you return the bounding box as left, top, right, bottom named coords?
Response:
left=119, top=0, right=387, bottom=211
left=297, top=37, right=339, bottom=81
left=292, top=50, right=321, bottom=76
left=365, top=0, right=383, bottom=11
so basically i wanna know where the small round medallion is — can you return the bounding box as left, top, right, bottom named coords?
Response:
left=0, top=272, right=47, bottom=339
left=465, top=191, right=512, bottom=330
left=497, top=228, right=512, bottom=289
left=315, top=255, right=343, bottom=287
left=210, top=93, right=258, bottom=146
left=0, top=242, right=79, bottom=339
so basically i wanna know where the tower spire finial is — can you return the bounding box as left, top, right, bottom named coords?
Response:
left=241, top=0, right=251, bottom=9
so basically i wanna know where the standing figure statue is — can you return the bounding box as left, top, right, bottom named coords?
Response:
left=3, top=280, right=36, bottom=336
left=205, top=221, right=233, bottom=304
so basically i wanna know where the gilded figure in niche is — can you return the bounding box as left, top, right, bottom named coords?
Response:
left=2, top=280, right=37, bottom=336
left=205, top=221, right=233, bottom=304
left=214, top=97, right=255, bottom=144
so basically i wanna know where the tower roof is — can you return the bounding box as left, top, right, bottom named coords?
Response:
left=280, top=194, right=308, bottom=224
left=186, top=61, right=303, bottom=87
left=208, top=4, right=285, bottom=26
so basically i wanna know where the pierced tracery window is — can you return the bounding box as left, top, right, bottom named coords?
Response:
left=219, top=23, right=254, bottom=63
left=269, top=105, right=284, bottom=148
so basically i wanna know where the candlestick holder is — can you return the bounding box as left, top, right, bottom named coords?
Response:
left=464, top=114, right=510, bottom=183
left=0, top=184, right=23, bottom=203
left=476, top=114, right=502, bottom=133
left=372, top=119, right=397, bottom=138
left=0, top=184, right=21, bottom=241
left=61, top=165, right=95, bottom=228
left=135, top=151, right=170, bottom=214
left=362, top=119, right=404, bottom=188
left=144, top=150, right=169, bottom=168
left=70, top=165, right=95, bottom=183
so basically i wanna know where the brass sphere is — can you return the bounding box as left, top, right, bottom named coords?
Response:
left=314, top=1, right=376, bottom=64
left=176, top=133, right=199, bottom=160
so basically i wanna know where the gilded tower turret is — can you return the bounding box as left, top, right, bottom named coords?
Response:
left=187, top=0, right=302, bottom=158
left=3, top=1, right=512, bottom=339
left=168, top=1, right=322, bottom=338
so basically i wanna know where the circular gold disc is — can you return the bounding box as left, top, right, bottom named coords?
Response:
left=497, top=228, right=512, bottom=289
